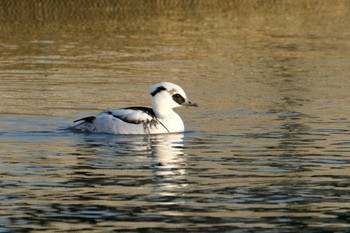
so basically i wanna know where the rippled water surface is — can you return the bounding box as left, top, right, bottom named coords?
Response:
left=1, top=1, right=350, bottom=232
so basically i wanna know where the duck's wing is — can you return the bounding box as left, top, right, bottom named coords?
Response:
left=73, top=107, right=155, bottom=125
left=73, top=116, right=96, bottom=123
left=104, top=107, right=156, bottom=124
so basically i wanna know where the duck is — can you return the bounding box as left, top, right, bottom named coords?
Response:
left=73, top=82, right=198, bottom=134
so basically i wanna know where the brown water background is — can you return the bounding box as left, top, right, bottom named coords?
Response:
left=0, top=1, right=350, bottom=232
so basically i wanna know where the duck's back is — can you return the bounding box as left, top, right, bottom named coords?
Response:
left=73, top=107, right=183, bottom=134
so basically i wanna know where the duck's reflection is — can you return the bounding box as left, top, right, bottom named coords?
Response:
left=73, top=133, right=187, bottom=197
left=149, top=133, right=187, bottom=196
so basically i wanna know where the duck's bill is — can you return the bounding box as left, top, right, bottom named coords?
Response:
left=182, top=100, right=199, bottom=107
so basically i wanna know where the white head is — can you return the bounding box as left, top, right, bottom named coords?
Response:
left=149, top=82, right=198, bottom=114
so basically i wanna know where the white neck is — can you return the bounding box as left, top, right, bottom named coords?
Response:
left=153, top=106, right=184, bottom=132
left=153, top=105, right=176, bottom=119
left=152, top=99, right=184, bottom=132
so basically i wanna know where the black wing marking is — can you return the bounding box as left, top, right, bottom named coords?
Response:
left=112, top=107, right=169, bottom=132
left=107, top=107, right=156, bottom=124
left=123, top=107, right=156, bottom=118
left=73, top=116, right=96, bottom=123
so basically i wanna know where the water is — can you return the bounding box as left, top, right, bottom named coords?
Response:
left=1, top=1, right=350, bottom=232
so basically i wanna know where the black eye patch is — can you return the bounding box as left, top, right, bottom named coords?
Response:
left=151, top=86, right=167, bottom=96
left=172, top=93, right=185, bottom=105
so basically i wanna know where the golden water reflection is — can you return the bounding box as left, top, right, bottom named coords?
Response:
left=0, top=0, right=350, bottom=231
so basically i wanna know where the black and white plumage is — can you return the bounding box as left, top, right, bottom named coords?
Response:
left=73, top=82, right=198, bottom=134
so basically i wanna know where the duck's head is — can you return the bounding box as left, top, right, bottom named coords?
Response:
left=149, top=82, right=198, bottom=111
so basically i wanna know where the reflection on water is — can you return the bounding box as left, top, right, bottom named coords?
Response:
left=74, top=132, right=187, bottom=198
left=1, top=0, right=350, bottom=232
left=150, top=134, right=187, bottom=197
left=2, top=117, right=349, bottom=232
left=0, top=127, right=190, bottom=232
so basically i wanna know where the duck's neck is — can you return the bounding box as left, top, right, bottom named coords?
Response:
left=152, top=103, right=184, bottom=132
left=153, top=105, right=176, bottom=119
